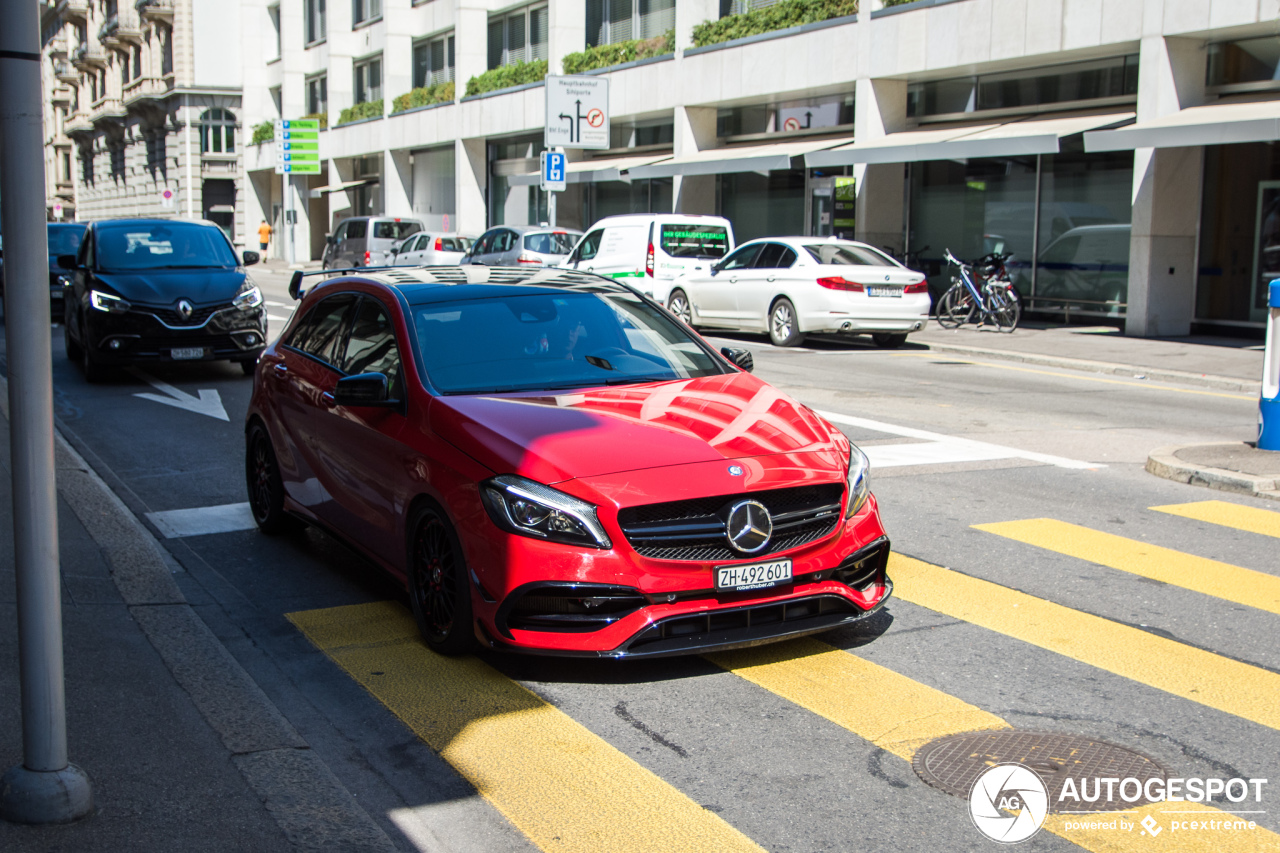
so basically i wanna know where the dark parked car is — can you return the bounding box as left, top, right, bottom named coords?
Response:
left=321, top=216, right=424, bottom=269
left=0, top=223, right=87, bottom=318
left=61, top=219, right=267, bottom=381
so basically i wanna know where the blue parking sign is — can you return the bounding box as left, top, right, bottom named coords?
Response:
left=542, top=150, right=567, bottom=191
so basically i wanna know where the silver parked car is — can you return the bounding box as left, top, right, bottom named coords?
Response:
left=389, top=232, right=476, bottom=266
left=322, top=216, right=424, bottom=269
left=461, top=225, right=583, bottom=267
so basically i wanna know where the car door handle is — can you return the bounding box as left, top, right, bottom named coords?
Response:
left=730, top=276, right=738, bottom=283
left=273, top=363, right=288, bottom=378
left=767, top=275, right=776, bottom=282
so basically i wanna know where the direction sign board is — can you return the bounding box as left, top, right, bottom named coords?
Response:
left=545, top=75, right=609, bottom=150
left=541, top=150, right=567, bottom=192
left=275, top=118, right=322, bottom=175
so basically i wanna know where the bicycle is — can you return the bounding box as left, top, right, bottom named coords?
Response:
left=935, top=248, right=1021, bottom=332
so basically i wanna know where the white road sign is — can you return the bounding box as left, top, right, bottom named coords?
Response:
left=545, top=75, right=609, bottom=150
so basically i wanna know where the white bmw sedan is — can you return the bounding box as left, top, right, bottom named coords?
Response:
left=666, top=237, right=931, bottom=347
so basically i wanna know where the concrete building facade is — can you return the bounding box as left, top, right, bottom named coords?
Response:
left=40, top=0, right=248, bottom=245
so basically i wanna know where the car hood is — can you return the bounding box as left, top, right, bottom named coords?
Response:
left=93, top=268, right=246, bottom=305
left=430, top=371, right=849, bottom=483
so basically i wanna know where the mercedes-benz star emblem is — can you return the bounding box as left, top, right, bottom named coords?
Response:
left=727, top=465, right=744, bottom=476
left=177, top=299, right=194, bottom=322
left=725, top=500, right=773, bottom=554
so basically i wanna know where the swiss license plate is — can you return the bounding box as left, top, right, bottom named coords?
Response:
left=867, top=286, right=901, bottom=298
left=715, top=558, right=792, bottom=592
left=170, top=347, right=205, bottom=360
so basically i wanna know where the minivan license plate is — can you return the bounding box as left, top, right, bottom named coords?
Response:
left=715, top=559, right=792, bottom=592
left=867, top=286, right=901, bottom=298
left=170, top=347, right=205, bottom=360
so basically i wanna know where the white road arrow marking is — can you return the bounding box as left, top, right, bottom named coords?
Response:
left=130, top=369, right=230, bottom=422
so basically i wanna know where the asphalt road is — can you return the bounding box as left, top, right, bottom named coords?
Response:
left=9, top=267, right=1279, bottom=852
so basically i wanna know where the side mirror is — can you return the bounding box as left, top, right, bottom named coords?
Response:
left=288, top=270, right=304, bottom=301
left=720, top=347, right=754, bottom=373
left=242, top=250, right=260, bottom=266
left=332, top=372, right=396, bottom=407
left=57, top=254, right=78, bottom=269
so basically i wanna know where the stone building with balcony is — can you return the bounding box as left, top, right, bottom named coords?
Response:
left=242, top=0, right=1280, bottom=336
left=40, top=0, right=248, bottom=246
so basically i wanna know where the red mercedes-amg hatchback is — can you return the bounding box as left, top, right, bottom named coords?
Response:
left=246, top=266, right=891, bottom=657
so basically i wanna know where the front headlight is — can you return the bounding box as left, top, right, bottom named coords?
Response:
left=480, top=474, right=612, bottom=549
left=845, top=445, right=871, bottom=518
left=233, top=283, right=263, bottom=310
left=90, top=289, right=130, bottom=313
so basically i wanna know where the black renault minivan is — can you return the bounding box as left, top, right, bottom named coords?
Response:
left=61, top=219, right=267, bottom=381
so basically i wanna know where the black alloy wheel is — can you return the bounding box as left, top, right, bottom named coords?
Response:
left=408, top=502, right=475, bottom=655
left=246, top=423, right=300, bottom=534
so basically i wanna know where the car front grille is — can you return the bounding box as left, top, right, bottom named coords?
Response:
left=617, top=483, right=845, bottom=561
left=623, top=594, right=861, bottom=654
left=136, top=304, right=227, bottom=327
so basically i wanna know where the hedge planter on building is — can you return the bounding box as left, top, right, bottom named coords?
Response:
left=336, top=100, right=384, bottom=126
left=692, top=0, right=858, bottom=48
left=561, top=33, right=674, bottom=74
left=391, top=82, right=455, bottom=114
left=251, top=121, right=274, bottom=145
left=464, top=60, right=548, bottom=98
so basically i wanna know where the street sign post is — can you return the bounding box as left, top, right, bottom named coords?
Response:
left=540, top=149, right=567, bottom=227
left=274, top=119, right=322, bottom=264
left=545, top=75, right=609, bottom=150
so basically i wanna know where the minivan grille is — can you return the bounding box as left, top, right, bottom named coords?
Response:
left=617, top=483, right=844, bottom=561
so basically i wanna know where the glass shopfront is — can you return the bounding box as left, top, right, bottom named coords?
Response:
left=716, top=170, right=806, bottom=243
left=908, top=140, right=1133, bottom=315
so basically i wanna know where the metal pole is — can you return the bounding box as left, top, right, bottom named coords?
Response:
left=548, top=189, right=557, bottom=229
left=183, top=94, right=195, bottom=218
left=0, top=0, right=93, bottom=824
left=285, top=173, right=295, bottom=265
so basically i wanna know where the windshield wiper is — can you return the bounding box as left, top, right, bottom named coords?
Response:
left=603, top=375, right=676, bottom=386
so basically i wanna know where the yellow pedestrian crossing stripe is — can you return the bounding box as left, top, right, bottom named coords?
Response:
left=709, top=639, right=1280, bottom=852
left=1151, top=500, right=1280, bottom=540
left=973, top=518, right=1280, bottom=617
left=287, top=601, right=764, bottom=853
left=887, top=553, right=1280, bottom=731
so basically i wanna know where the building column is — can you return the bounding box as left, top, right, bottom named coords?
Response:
left=675, top=0, right=719, bottom=52
left=1125, top=35, right=1206, bottom=337
left=456, top=136, right=488, bottom=234
left=853, top=77, right=907, bottom=253
left=385, top=148, right=413, bottom=217
left=550, top=0, right=586, bottom=77
left=455, top=0, right=489, bottom=99
left=673, top=105, right=716, bottom=215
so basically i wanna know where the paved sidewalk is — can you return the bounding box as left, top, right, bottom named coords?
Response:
left=0, top=387, right=396, bottom=850
left=911, top=321, right=1264, bottom=391
left=1146, top=442, right=1280, bottom=501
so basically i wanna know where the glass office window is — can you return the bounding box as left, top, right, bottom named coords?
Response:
left=488, top=5, right=547, bottom=69
left=413, top=35, right=455, bottom=89
left=717, top=171, right=805, bottom=243
left=354, top=57, right=381, bottom=103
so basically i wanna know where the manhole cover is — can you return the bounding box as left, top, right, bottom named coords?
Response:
left=913, top=730, right=1169, bottom=813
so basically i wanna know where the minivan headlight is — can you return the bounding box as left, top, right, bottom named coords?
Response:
left=480, top=475, right=612, bottom=549
left=233, top=282, right=263, bottom=310
left=90, top=290, right=130, bottom=313
left=845, top=445, right=871, bottom=518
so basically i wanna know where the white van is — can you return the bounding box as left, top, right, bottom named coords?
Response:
left=561, top=214, right=735, bottom=305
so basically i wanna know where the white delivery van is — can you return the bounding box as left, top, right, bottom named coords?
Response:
left=561, top=214, right=735, bottom=305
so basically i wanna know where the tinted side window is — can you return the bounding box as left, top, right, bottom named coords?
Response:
left=473, top=231, right=495, bottom=254
left=754, top=243, right=790, bottom=269
left=288, top=294, right=357, bottom=366
left=719, top=244, right=761, bottom=271
left=346, top=220, right=368, bottom=239
left=494, top=230, right=515, bottom=253
left=333, top=222, right=348, bottom=242
left=342, top=298, right=402, bottom=395
left=79, top=231, right=95, bottom=267
left=575, top=230, right=604, bottom=262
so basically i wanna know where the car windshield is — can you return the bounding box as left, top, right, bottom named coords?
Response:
left=804, top=244, right=898, bottom=267
left=95, top=223, right=238, bottom=271
left=375, top=221, right=422, bottom=240
left=413, top=288, right=726, bottom=395
left=48, top=225, right=85, bottom=255
left=660, top=225, right=730, bottom=259
left=523, top=232, right=578, bottom=255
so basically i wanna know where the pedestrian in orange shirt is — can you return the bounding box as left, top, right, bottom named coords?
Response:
left=258, top=219, right=272, bottom=254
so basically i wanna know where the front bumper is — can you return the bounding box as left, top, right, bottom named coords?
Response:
left=84, top=302, right=267, bottom=364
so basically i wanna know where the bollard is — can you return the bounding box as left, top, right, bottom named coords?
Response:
left=1260, top=280, right=1280, bottom=451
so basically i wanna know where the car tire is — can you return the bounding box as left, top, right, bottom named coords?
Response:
left=407, top=501, right=476, bottom=655
left=872, top=332, right=908, bottom=349
left=64, top=323, right=83, bottom=361
left=768, top=297, right=805, bottom=347
left=239, top=359, right=257, bottom=376
left=245, top=423, right=301, bottom=535
left=80, top=333, right=108, bottom=383
left=667, top=289, right=694, bottom=326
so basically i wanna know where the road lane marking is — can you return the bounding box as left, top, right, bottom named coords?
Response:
left=145, top=502, right=256, bottom=538
left=265, top=300, right=293, bottom=308
left=973, top=519, right=1280, bottom=617
left=894, top=352, right=1256, bottom=401
left=816, top=409, right=1103, bottom=470
left=288, top=601, right=764, bottom=853
left=888, top=553, right=1280, bottom=731
left=128, top=368, right=230, bottom=421
left=1151, top=500, right=1280, bottom=540
left=267, top=314, right=292, bottom=325
left=707, top=640, right=1279, bottom=852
